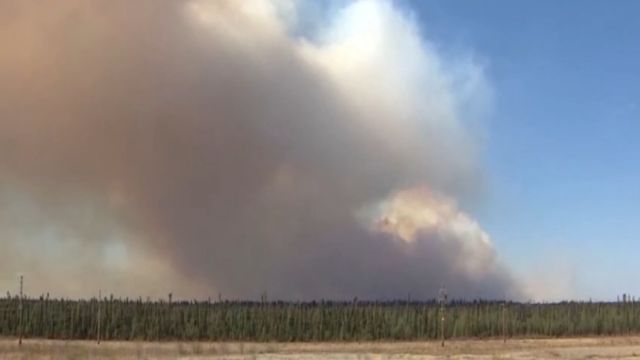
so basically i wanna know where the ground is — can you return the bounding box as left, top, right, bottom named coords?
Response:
left=2, top=337, right=640, bottom=359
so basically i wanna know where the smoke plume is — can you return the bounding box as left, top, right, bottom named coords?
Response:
left=0, top=0, right=522, bottom=299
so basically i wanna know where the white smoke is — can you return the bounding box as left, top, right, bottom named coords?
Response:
left=0, top=0, right=522, bottom=300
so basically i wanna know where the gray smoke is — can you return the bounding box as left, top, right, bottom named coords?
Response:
left=0, top=0, right=522, bottom=299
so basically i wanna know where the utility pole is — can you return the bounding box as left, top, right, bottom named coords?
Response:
left=18, top=274, right=23, bottom=347
left=439, top=286, right=448, bottom=347
left=97, top=290, right=101, bottom=345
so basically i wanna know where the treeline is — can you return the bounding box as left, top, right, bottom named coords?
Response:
left=1, top=296, right=640, bottom=341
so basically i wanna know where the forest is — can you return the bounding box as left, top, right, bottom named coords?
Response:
left=1, top=295, right=639, bottom=341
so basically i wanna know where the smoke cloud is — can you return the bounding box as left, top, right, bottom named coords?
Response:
left=0, top=0, right=522, bottom=299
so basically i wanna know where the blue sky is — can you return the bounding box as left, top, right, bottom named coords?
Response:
left=402, top=0, right=640, bottom=299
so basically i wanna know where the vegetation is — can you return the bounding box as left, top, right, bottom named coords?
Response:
left=1, top=295, right=640, bottom=341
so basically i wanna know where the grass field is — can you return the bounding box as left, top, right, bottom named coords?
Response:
left=2, top=337, right=640, bottom=359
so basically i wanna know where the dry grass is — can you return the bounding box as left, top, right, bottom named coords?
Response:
left=2, top=337, right=640, bottom=359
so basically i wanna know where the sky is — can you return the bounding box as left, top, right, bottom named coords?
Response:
left=402, top=0, right=640, bottom=300
left=1, top=0, right=638, bottom=301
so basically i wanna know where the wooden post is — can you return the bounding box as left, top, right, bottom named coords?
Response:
left=502, top=301, right=507, bottom=343
left=18, top=275, right=23, bottom=347
left=97, top=290, right=101, bottom=344
left=439, top=287, right=447, bottom=347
